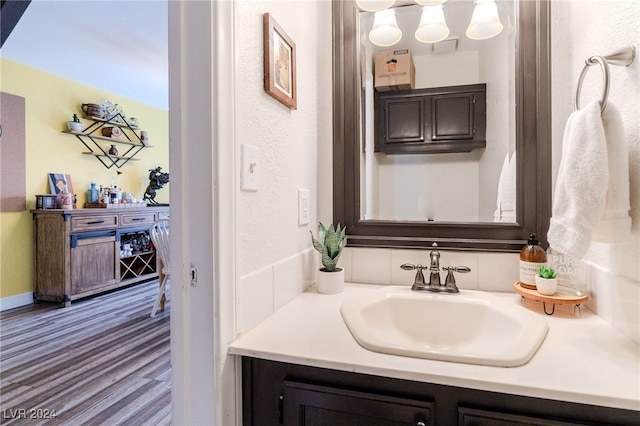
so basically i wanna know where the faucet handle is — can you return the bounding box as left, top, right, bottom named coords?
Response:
left=442, top=266, right=470, bottom=293
left=401, top=264, right=427, bottom=289
left=443, top=266, right=471, bottom=274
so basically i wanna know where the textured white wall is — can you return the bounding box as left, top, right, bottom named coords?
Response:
left=551, top=1, right=639, bottom=284
left=549, top=1, right=639, bottom=342
left=235, top=1, right=332, bottom=276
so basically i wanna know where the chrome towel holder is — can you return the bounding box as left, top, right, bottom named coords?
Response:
left=574, top=44, right=636, bottom=113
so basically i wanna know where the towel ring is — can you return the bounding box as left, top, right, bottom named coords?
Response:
left=574, top=45, right=636, bottom=114
left=574, top=56, right=610, bottom=113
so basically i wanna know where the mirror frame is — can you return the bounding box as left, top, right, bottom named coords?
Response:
left=333, top=0, right=551, bottom=252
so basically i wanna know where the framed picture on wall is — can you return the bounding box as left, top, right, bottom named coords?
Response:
left=48, top=173, right=74, bottom=195
left=263, top=13, right=297, bottom=110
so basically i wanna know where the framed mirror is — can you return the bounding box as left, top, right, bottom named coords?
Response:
left=333, top=0, right=551, bottom=252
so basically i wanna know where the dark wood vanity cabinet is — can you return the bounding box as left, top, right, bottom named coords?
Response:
left=375, top=84, right=486, bottom=154
left=242, top=357, right=638, bottom=425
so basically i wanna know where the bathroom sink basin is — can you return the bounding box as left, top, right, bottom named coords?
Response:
left=340, top=286, right=547, bottom=367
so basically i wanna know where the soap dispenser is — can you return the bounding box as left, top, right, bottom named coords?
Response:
left=519, top=233, right=546, bottom=288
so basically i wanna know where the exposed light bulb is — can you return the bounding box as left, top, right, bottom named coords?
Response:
left=415, top=5, right=450, bottom=44
left=466, top=0, right=503, bottom=40
left=356, top=0, right=396, bottom=12
left=369, top=9, right=402, bottom=47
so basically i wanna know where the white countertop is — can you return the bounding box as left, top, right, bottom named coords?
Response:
left=228, top=283, right=640, bottom=411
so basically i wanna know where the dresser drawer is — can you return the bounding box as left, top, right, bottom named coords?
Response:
left=120, top=212, right=155, bottom=227
left=71, top=214, right=118, bottom=232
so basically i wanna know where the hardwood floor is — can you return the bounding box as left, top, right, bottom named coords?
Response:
left=0, top=280, right=171, bottom=425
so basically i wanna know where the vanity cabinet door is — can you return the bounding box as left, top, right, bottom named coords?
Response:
left=283, top=380, right=433, bottom=426
left=458, top=407, right=586, bottom=426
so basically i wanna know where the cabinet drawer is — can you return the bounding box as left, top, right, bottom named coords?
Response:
left=71, top=214, right=118, bottom=232
left=121, top=212, right=155, bottom=227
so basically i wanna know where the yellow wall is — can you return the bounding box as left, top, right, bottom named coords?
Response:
left=0, top=58, right=169, bottom=299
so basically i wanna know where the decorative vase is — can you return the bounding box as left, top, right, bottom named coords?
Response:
left=535, top=275, right=558, bottom=296
left=87, top=181, right=99, bottom=204
left=108, top=145, right=119, bottom=156
left=316, top=267, right=345, bottom=294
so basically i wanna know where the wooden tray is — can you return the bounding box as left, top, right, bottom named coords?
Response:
left=513, top=281, right=588, bottom=315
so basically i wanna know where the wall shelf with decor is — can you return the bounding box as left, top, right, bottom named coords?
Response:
left=62, top=112, right=153, bottom=169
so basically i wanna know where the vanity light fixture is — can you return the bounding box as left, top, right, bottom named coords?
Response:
left=415, top=4, right=450, bottom=44
left=466, top=0, right=504, bottom=40
left=356, top=0, right=396, bottom=12
left=362, top=0, right=504, bottom=47
left=415, top=0, right=448, bottom=5
left=369, top=9, right=403, bottom=47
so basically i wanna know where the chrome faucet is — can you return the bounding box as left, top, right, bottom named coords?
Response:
left=428, top=242, right=441, bottom=287
left=401, top=242, right=470, bottom=293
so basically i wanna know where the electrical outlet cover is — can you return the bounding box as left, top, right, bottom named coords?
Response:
left=298, top=189, right=310, bottom=225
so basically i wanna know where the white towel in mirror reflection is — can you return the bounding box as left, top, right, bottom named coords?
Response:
left=494, top=152, right=516, bottom=222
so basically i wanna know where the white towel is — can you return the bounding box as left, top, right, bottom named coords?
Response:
left=548, top=101, right=608, bottom=258
left=592, top=102, right=632, bottom=242
left=494, top=152, right=516, bottom=222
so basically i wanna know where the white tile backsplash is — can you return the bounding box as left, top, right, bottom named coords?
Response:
left=351, top=247, right=392, bottom=284
left=237, top=249, right=315, bottom=336
left=239, top=246, right=639, bottom=345
left=337, top=247, right=352, bottom=282
left=612, top=276, right=640, bottom=345
left=586, top=263, right=640, bottom=345
left=237, top=265, right=274, bottom=335
left=349, top=247, right=518, bottom=291
left=476, top=252, right=520, bottom=292
left=274, top=249, right=313, bottom=311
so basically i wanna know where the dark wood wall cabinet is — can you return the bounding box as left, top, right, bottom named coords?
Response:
left=374, top=84, right=486, bottom=154
left=242, top=357, right=637, bottom=426
left=31, top=206, right=169, bottom=306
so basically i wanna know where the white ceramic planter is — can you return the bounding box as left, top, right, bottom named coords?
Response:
left=68, top=121, right=83, bottom=132
left=317, top=268, right=345, bottom=294
left=535, top=275, right=558, bottom=295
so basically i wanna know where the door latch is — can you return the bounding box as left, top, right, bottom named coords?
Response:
left=190, top=264, right=197, bottom=287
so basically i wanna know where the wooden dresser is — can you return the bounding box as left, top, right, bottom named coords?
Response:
left=31, top=206, right=169, bottom=306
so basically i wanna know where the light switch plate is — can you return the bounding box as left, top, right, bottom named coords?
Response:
left=241, top=143, right=259, bottom=191
left=298, top=189, right=310, bottom=226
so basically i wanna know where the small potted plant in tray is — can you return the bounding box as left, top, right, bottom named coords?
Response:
left=310, top=222, right=347, bottom=294
left=535, top=265, right=557, bottom=295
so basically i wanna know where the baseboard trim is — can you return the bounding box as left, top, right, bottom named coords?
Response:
left=0, top=292, right=34, bottom=312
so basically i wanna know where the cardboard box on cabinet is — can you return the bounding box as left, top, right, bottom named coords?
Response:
left=375, top=49, right=415, bottom=91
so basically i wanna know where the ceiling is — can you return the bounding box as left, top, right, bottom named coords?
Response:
left=1, top=0, right=168, bottom=110
left=1, top=0, right=510, bottom=112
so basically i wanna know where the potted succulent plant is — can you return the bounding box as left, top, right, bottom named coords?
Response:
left=535, top=265, right=558, bottom=295
left=310, top=222, right=347, bottom=294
